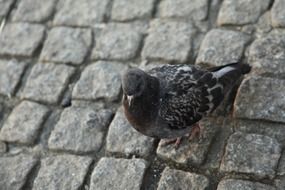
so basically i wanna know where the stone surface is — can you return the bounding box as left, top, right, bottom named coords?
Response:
left=33, top=155, right=92, bottom=190
left=217, top=0, right=271, bottom=25
left=275, top=177, right=285, bottom=190
left=277, top=151, right=285, bottom=175
left=217, top=179, right=276, bottom=190
left=53, top=0, right=111, bottom=26
left=235, top=119, right=285, bottom=145
left=220, top=132, right=281, bottom=178
left=156, top=119, right=218, bottom=166
left=234, top=76, right=285, bottom=123
left=0, top=101, right=49, bottom=145
left=40, top=27, right=92, bottom=65
left=12, top=0, right=56, bottom=22
left=0, top=0, right=14, bottom=18
left=248, top=30, right=285, bottom=75
left=90, top=157, right=148, bottom=190
left=106, top=108, right=155, bottom=157
left=92, top=24, right=142, bottom=60
left=0, top=141, right=6, bottom=154
left=158, top=0, right=209, bottom=20
left=196, top=29, right=250, bottom=66
left=72, top=61, right=128, bottom=101
left=111, top=0, right=155, bottom=21
left=48, top=107, right=112, bottom=153
left=142, top=19, right=196, bottom=63
left=271, top=0, right=285, bottom=27
left=21, top=63, right=75, bottom=104
left=0, top=59, right=26, bottom=96
left=0, top=154, right=38, bottom=190
left=157, top=167, right=209, bottom=190
left=0, top=23, right=45, bottom=57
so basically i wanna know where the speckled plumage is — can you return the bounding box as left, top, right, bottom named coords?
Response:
left=122, top=63, right=251, bottom=139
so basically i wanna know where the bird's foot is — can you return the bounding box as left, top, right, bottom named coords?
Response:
left=160, top=137, right=182, bottom=149
left=189, top=123, right=203, bottom=141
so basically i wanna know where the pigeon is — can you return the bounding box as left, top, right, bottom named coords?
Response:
left=122, top=63, right=251, bottom=146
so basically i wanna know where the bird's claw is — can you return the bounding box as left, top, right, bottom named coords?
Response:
left=160, top=137, right=182, bottom=149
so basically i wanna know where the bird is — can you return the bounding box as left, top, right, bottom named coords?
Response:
left=122, top=62, right=251, bottom=147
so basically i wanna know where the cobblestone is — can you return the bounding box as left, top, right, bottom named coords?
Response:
left=157, top=167, right=209, bottom=190
left=92, top=23, right=142, bottom=61
left=0, top=0, right=14, bottom=19
left=48, top=107, right=112, bottom=153
left=0, top=59, right=26, bottom=96
left=90, top=157, right=148, bottom=190
left=0, top=101, right=49, bottom=145
left=142, top=19, right=196, bottom=63
left=275, top=177, right=285, bottom=190
left=156, top=119, right=218, bottom=166
left=40, top=27, right=92, bottom=65
left=271, top=0, right=285, bottom=28
left=21, top=63, right=75, bottom=104
left=235, top=119, right=285, bottom=145
left=158, top=0, right=209, bottom=21
left=0, top=23, right=45, bottom=57
left=234, top=76, right=285, bottom=123
left=220, top=132, right=281, bottom=179
left=12, top=0, right=57, bottom=22
left=248, top=30, right=285, bottom=75
left=53, top=0, right=111, bottom=26
left=277, top=151, right=285, bottom=176
left=217, top=179, right=276, bottom=190
left=217, top=0, right=271, bottom=25
left=106, top=108, right=155, bottom=158
left=0, top=141, right=6, bottom=154
left=0, top=154, right=38, bottom=190
left=196, top=28, right=250, bottom=66
left=111, top=0, right=155, bottom=21
left=72, top=61, right=128, bottom=101
left=33, top=155, right=92, bottom=190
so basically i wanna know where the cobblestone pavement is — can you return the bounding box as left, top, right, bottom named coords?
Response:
left=0, top=0, right=285, bottom=190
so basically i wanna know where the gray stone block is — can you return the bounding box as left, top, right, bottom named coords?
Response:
left=277, top=151, right=285, bottom=176
left=90, top=157, right=148, bottom=190
left=142, top=19, right=196, bottom=63
left=236, top=119, right=285, bottom=145
left=196, top=28, right=250, bottom=66
left=0, top=154, right=38, bottom=190
left=0, top=23, right=45, bottom=57
left=220, top=132, right=281, bottom=179
left=0, top=59, right=26, bottom=96
left=111, top=0, right=155, bottom=21
left=92, top=23, right=142, bottom=60
left=249, top=30, right=285, bottom=75
left=156, top=119, right=218, bottom=166
left=0, top=141, right=6, bottom=154
left=21, top=63, right=75, bottom=104
left=40, top=27, right=92, bottom=65
left=217, top=179, right=276, bottom=190
left=0, top=101, right=49, bottom=145
left=158, top=0, right=209, bottom=21
left=106, top=108, right=155, bottom=157
left=157, top=167, right=209, bottom=190
left=72, top=61, right=128, bottom=101
left=0, top=0, right=14, bottom=18
left=33, top=155, right=92, bottom=190
left=271, top=0, right=285, bottom=27
left=217, top=0, right=271, bottom=25
left=53, top=0, right=111, bottom=26
left=48, top=107, right=112, bottom=153
left=234, top=76, right=285, bottom=123
left=275, top=176, right=285, bottom=190
left=12, top=0, right=57, bottom=22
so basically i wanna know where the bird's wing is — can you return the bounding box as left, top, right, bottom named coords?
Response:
left=156, top=65, right=224, bottom=129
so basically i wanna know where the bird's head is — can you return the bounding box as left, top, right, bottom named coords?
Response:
left=122, top=68, right=147, bottom=106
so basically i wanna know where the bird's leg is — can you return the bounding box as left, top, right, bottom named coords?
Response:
left=189, top=122, right=203, bottom=141
left=160, top=137, right=182, bottom=149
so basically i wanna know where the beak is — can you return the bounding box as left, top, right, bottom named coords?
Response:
left=127, top=95, right=134, bottom=107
